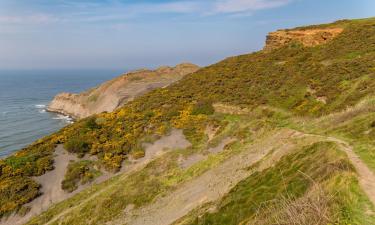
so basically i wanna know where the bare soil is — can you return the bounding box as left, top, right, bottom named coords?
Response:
left=110, top=129, right=303, bottom=225
left=2, top=145, right=80, bottom=225
left=42, top=129, right=190, bottom=225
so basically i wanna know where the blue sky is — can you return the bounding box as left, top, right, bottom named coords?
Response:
left=0, top=0, right=374, bottom=70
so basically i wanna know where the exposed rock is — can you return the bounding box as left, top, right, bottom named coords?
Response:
left=264, top=28, right=343, bottom=51
left=47, top=63, right=200, bottom=119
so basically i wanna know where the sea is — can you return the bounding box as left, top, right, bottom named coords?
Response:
left=0, top=70, right=120, bottom=158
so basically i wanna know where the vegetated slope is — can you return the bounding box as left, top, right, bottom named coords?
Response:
left=1, top=17, right=375, bottom=224
left=47, top=63, right=199, bottom=119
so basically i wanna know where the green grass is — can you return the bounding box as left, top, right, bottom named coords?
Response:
left=61, top=160, right=102, bottom=193
left=325, top=112, right=375, bottom=172
left=3, top=17, right=375, bottom=220
left=27, top=116, right=275, bottom=225
left=177, top=142, right=375, bottom=225
left=27, top=111, right=375, bottom=224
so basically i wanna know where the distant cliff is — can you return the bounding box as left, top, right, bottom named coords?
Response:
left=264, top=27, right=343, bottom=51
left=47, top=63, right=200, bottom=119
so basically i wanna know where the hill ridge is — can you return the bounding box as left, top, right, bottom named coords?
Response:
left=1, top=17, right=375, bottom=225
left=47, top=63, right=200, bottom=119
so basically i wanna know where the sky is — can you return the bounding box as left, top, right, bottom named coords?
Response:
left=0, top=0, right=374, bottom=70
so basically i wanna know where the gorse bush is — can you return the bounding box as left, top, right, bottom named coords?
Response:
left=1, top=18, right=375, bottom=218
left=0, top=176, right=40, bottom=218
left=0, top=138, right=56, bottom=217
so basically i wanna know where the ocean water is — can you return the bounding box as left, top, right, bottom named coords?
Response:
left=0, top=70, right=120, bottom=158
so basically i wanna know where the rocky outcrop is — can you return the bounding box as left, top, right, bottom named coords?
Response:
left=47, top=63, right=200, bottom=119
left=264, top=27, right=343, bottom=51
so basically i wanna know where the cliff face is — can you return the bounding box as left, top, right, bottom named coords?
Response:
left=48, top=63, right=200, bottom=119
left=264, top=27, right=343, bottom=51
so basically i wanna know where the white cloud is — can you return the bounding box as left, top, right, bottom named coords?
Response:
left=214, top=0, right=292, bottom=13
left=0, top=14, right=62, bottom=25
left=142, top=2, right=201, bottom=13
left=0, top=0, right=294, bottom=27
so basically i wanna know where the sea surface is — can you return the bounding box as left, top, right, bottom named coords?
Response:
left=0, top=70, right=120, bottom=158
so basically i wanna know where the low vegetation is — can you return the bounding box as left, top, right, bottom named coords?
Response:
left=61, top=160, right=101, bottom=192
left=176, top=142, right=375, bottom=225
left=0, top=139, right=56, bottom=217
left=0, top=17, right=375, bottom=221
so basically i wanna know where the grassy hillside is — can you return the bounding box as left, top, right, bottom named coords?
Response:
left=175, top=142, right=373, bottom=225
left=26, top=111, right=375, bottom=225
left=1, top=17, right=375, bottom=223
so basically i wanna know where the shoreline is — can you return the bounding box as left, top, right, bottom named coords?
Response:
left=0, top=105, right=75, bottom=159
left=46, top=107, right=77, bottom=122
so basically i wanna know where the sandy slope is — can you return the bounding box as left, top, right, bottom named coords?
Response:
left=5, top=129, right=374, bottom=225
left=1, top=130, right=190, bottom=225
left=42, top=129, right=191, bottom=225
left=2, top=146, right=80, bottom=225
left=109, top=129, right=307, bottom=225
left=108, top=131, right=375, bottom=225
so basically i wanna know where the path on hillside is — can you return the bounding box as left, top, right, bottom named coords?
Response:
left=111, top=132, right=375, bottom=225
left=296, top=132, right=375, bottom=206
left=27, top=129, right=375, bottom=225
left=326, top=136, right=375, bottom=205
left=109, top=130, right=306, bottom=225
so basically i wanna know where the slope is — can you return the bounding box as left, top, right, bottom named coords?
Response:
left=47, top=63, right=199, bottom=119
left=1, top=17, right=375, bottom=224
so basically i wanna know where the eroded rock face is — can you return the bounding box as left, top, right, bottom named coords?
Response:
left=48, top=63, right=200, bottom=119
left=264, top=28, right=343, bottom=51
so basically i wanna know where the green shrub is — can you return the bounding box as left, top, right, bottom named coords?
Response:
left=192, top=101, right=214, bottom=115
left=3, top=17, right=375, bottom=219
left=64, top=138, right=90, bottom=157
left=61, top=160, right=101, bottom=193
left=85, top=117, right=100, bottom=130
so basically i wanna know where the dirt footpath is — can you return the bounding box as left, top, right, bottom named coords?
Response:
left=110, top=129, right=306, bottom=225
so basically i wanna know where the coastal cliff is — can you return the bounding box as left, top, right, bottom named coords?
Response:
left=47, top=63, right=199, bottom=119
left=3, top=18, right=375, bottom=225
left=264, top=27, right=343, bottom=51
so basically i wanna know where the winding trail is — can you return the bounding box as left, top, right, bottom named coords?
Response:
left=109, top=130, right=306, bottom=225
left=295, top=132, right=375, bottom=206
left=23, top=129, right=375, bottom=225
left=326, top=136, right=375, bottom=205
left=111, top=132, right=375, bottom=225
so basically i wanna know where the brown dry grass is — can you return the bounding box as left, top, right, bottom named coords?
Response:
left=250, top=172, right=335, bottom=225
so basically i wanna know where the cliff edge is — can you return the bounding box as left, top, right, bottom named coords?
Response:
left=47, top=63, right=200, bottom=119
left=264, top=27, right=343, bottom=51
